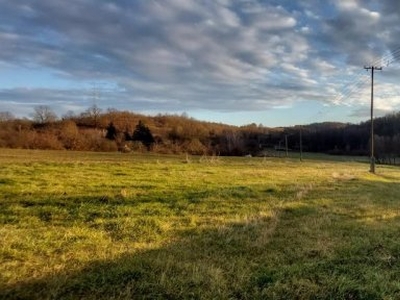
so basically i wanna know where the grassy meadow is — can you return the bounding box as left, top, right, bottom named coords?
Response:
left=1, top=149, right=400, bottom=299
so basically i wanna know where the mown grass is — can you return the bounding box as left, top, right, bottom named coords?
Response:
left=1, top=149, right=400, bottom=299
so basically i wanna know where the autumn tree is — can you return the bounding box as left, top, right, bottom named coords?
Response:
left=58, top=120, right=81, bottom=150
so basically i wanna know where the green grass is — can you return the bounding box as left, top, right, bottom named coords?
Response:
left=1, top=149, right=400, bottom=299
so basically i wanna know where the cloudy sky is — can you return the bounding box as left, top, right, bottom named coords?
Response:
left=1, top=0, right=400, bottom=126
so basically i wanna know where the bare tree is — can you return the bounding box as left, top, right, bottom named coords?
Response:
left=85, top=104, right=102, bottom=128
left=0, top=111, right=15, bottom=122
left=62, top=110, right=76, bottom=121
left=32, top=106, right=57, bottom=123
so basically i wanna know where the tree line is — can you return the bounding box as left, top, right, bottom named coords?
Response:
left=1, top=106, right=400, bottom=164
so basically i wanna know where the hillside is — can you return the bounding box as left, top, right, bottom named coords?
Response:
left=1, top=108, right=400, bottom=162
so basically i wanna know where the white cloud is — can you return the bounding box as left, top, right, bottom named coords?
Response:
left=0, top=0, right=399, bottom=124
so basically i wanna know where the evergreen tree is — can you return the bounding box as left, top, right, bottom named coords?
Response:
left=132, top=120, right=155, bottom=150
left=124, top=130, right=132, bottom=141
left=105, top=122, right=117, bottom=140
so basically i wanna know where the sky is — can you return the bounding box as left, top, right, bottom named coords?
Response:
left=1, top=0, right=400, bottom=127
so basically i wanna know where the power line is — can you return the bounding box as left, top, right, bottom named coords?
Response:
left=371, top=47, right=400, bottom=68
left=333, top=75, right=369, bottom=105
left=333, top=46, right=400, bottom=105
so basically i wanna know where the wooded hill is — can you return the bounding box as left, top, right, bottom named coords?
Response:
left=1, top=107, right=400, bottom=163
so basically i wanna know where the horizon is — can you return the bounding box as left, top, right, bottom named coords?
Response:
left=2, top=105, right=387, bottom=129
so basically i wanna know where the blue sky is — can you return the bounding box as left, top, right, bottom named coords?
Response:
left=1, top=0, right=400, bottom=126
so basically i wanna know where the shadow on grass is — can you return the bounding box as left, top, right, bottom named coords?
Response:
left=3, top=194, right=400, bottom=300
left=2, top=210, right=275, bottom=299
left=0, top=184, right=284, bottom=227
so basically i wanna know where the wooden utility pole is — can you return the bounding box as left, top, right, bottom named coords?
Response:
left=364, top=66, right=382, bottom=173
left=299, top=127, right=303, bottom=162
left=285, top=135, right=288, bottom=157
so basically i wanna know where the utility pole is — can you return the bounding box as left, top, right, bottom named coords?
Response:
left=285, top=135, right=288, bottom=157
left=299, top=126, right=303, bottom=162
left=364, top=66, right=382, bottom=173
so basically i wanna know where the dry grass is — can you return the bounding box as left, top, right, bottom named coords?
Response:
left=1, top=149, right=400, bottom=299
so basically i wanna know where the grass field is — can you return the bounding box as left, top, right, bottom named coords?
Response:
left=1, top=149, right=400, bottom=299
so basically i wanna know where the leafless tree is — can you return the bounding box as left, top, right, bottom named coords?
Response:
left=62, top=110, right=76, bottom=121
left=84, top=104, right=102, bottom=128
left=32, top=106, right=57, bottom=123
left=0, top=111, right=15, bottom=122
